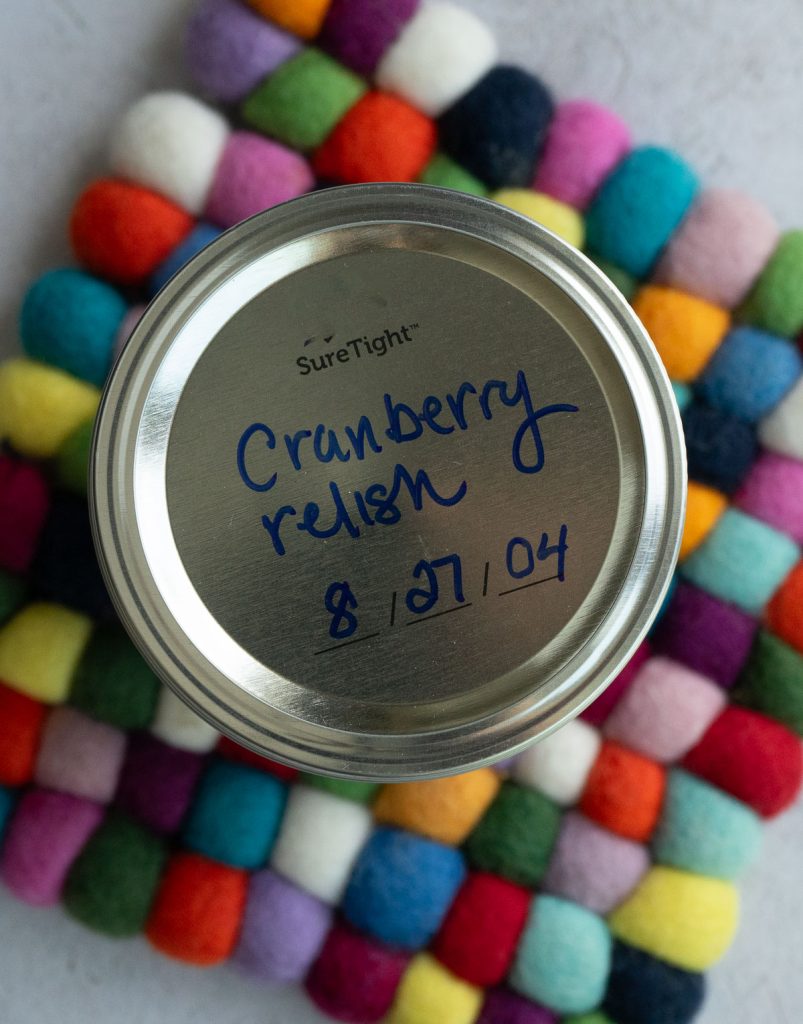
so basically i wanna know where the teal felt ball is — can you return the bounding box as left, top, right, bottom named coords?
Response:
left=182, top=757, right=288, bottom=869
left=653, top=769, right=763, bottom=880
left=585, top=147, right=699, bottom=279
left=511, top=894, right=612, bottom=1014
left=20, top=269, right=127, bottom=386
left=0, top=785, right=15, bottom=839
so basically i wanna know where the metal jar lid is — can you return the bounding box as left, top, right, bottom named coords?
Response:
left=90, top=184, right=685, bottom=781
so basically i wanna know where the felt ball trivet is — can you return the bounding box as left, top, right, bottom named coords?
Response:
left=1, top=2, right=802, bottom=1023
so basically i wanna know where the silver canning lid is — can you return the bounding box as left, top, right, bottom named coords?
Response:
left=90, top=184, right=685, bottom=781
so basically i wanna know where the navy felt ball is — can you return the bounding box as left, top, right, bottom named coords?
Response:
left=31, top=494, right=114, bottom=620
left=438, top=66, right=554, bottom=189
left=603, top=941, right=706, bottom=1024
left=683, top=401, right=758, bottom=495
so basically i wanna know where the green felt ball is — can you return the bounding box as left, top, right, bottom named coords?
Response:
left=564, top=1014, right=615, bottom=1024
left=464, top=780, right=561, bottom=886
left=418, top=154, right=488, bottom=197
left=69, top=625, right=161, bottom=729
left=242, top=49, right=366, bottom=152
left=63, top=812, right=167, bottom=936
left=590, top=255, right=638, bottom=301
left=301, top=773, right=379, bottom=804
left=739, top=230, right=803, bottom=337
left=652, top=769, right=762, bottom=880
left=734, top=629, right=803, bottom=736
left=56, top=418, right=94, bottom=497
left=0, top=570, right=28, bottom=626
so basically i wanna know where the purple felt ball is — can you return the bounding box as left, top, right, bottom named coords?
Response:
left=233, top=870, right=332, bottom=982
left=476, top=987, right=558, bottom=1024
left=736, top=452, right=803, bottom=544
left=652, top=581, right=757, bottom=688
left=320, top=0, right=420, bottom=76
left=185, top=0, right=301, bottom=103
left=0, top=789, right=103, bottom=906
left=115, top=732, right=205, bottom=834
left=204, top=131, right=315, bottom=228
left=542, top=811, right=650, bottom=915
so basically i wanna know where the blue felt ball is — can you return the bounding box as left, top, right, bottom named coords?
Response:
left=653, top=769, right=763, bottom=880
left=682, top=401, right=758, bottom=495
left=20, top=269, right=127, bottom=386
left=149, top=222, right=222, bottom=296
left=182, top=758, right=287, bottom=870
left=342, top=827, right=466, bottom=950
left=438, top=66, right=554, bottom=189
left=697, top=326, right=802, bottom=422
left=585, top=147, right=699, bottom=278
left=604, top=941, right=706, bottom=1024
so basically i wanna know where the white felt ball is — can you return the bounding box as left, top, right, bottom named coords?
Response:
left=270, top=786, right=373, bottom=905
left=375, top=1, right=498, bottom=117
left=109, top=91, right=230, bottom=214
left=759, top=377, right=803, bottom=460
left=150, top=686, right=219, bottom=754
left=513, top=719, right=602, bottom=806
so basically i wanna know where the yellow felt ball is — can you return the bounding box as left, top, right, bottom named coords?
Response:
left=0, top=359, right=100, bottom=459
left=387, top=955, right=483, bottom=1024
left=373, top=769, right=500, bottom=845
left=680, top=482, right=728, bottom=560
left=0, top=603, right=93, bottom=704
left=246, top=0, right=332, bottom=39
left=608, top=865, right=739, bottom=971
left=632, top=286, right=730, bottom=382
left=493, top=189, right=585, bottom=249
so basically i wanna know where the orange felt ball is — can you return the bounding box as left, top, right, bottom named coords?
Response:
left=146, top=852, right=248, bottom=966
left=580, top=741, right=666, bottom=842
left=314, top=92, right=436, bottom=184
left=373, top=770, right=500, bottom=845
left=0, top=683, right=47, bottom=786
left=767, top=560, right=803, bottom=655
left=681, top=482, right=728, bottom=560
left=70, top=179, right=195, bottom=286
left=246, top=0, right=331, bottom=39
left=632, top=285, right=730, bottom=382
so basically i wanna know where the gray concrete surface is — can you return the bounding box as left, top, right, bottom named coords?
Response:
left=0, top=2, right=801, bottom=1022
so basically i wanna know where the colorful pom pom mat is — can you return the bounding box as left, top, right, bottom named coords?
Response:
left=1, top=2, right=802, bottom=1023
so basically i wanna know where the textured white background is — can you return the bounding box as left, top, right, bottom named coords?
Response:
left=0, top=1, right=802, bottom=1022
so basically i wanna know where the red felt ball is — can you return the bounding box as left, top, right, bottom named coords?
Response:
left=0, top=455, right=50, bottom=575
left=314, top=91, right=436, bottom=184
left=216, top=735, right=299, bottom=782
left=0, top=683, right=47, bottom=786
left=432, top=871, right=532, bottom=987
left=305, top=922, right=409, bottom=1023
left=145, top=852, right=248, bottom=965
left=580, top=741, right=666, bottom=842
left=70, top=179, right=195, bottom=286
left=682, top=705, right=803, bottom=818
left=767, top=560, right=803, bottom=656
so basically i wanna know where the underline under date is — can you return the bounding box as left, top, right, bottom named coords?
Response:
left=317, top=526, right=569, bottom=652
